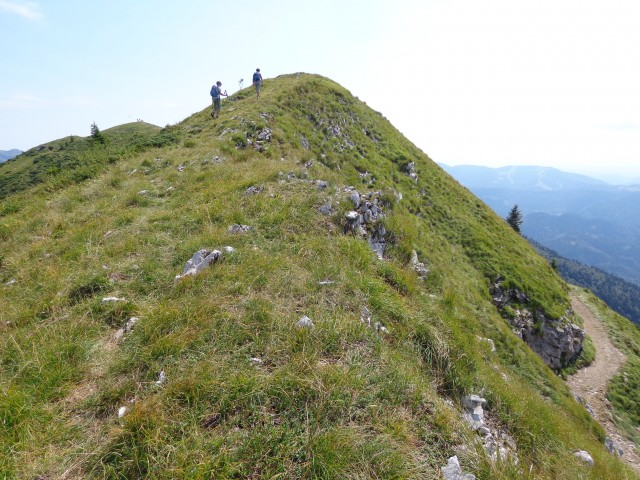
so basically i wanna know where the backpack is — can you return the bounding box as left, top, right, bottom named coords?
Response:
left=252, top=72, right=261, bottom=82
left=210, top=85, right=219, bottom=97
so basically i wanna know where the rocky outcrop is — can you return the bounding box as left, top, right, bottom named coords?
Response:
left=490, top=276, right=584, bottom=370
left=343, top=188, right=387, bottom=259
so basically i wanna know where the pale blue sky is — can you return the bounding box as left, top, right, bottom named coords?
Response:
left=2, top=0, right=640, bottom=178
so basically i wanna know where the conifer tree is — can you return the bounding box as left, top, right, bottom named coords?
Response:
left=506, top=204, right=523, bottom=233
left=90, top=122, right=105, bottom=144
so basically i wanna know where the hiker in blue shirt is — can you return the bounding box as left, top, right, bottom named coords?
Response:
left=252, top=68, right=263, bottom=98
left=210, top=81, right=227, bottom=119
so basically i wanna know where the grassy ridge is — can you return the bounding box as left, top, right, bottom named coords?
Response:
left=0, top=121, right=178, bottom=199
left=0, top=74, right=637, bottom=478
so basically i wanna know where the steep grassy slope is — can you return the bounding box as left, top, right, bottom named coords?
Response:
left=0, top=74, right=636, bottom=478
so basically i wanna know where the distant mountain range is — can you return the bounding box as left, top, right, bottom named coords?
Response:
left=0, top=149, right=22, bottom=163
left=441, top=164, right=640, bottom=286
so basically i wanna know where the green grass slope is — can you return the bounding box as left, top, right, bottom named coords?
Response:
left=0, top=121, right=172, bottom=199
left=0, top=73, right=637, bottom=479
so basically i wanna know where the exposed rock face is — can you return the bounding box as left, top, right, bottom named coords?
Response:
left=343, top=188, right=387, bottom=259
left=490, top=276, right=584, bottom=370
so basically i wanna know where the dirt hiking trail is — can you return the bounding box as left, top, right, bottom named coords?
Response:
left=567, top=292, right=640, bottom=473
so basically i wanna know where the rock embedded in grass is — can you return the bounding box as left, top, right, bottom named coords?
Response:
left=296, top=316, right=314, bottom=329
left=175, top=249, right=222, bottom=280
left=102, top=296, right=126, bottom=303
left=227, top=224, right=253, bottom=234
left=574, top=450, right=594, bottom=466
left=441, top=455, right=475, bottom=480
left=462, top=395, right=487, bottom=431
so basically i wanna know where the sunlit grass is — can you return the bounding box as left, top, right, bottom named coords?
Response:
left=0, top=74, right=636, bottom=479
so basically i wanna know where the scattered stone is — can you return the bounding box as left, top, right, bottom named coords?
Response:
left=155, top=370, right=166, bottom=385
left=102, top=297, right=126, bottom=303
left=128, top=169, right=138, bottom=176
left=318, top=280, right=334, bottom=286
left=4, top=279, right=16, bottom=286
left=249, top=357, right=263, bottom=365
left=374, top=322, right=389, bottom=334
left=460, top=394, right=520, bottom=464
left=227, top=224, right=253, bottom=234
left=318, top=204, right=333, bottom=215
left=574, top=394, right=595, bottom=417
left=316, top=180, right=328, bottom=190
left=349, top=191, right=361, bottom=208
left=410, top=250, right=429, bottom=279
left=42, top=253, right=52, bottom=259
left=178, top=164, right=186, bottom=172
left=358, top=171, right=373, bottom=183
left=300, top=135, right=310, bottom=150
left=137, top=190, right=150, bottom=196
left=441, top=455, right=476, bottom=480
left=223, top=246, right=235, bottom=254
left=124, top=317, right=138, bottom=333
left=484, top=430, right=518, bottom=463
left=244, top=185, right=264, bottom=195
left=402, top=162, right=418, bottom=182
left=104, top=230, right=115, bottom=238
left=304, top=160, right=314, bottom=168
left=165, top=186, right=175, bottom=193
left=368, top=223, right=386, bottom=259
left=256, top=128, right=271, bottom=141
left=604, top=437, right=623, bottom=457
left=360, top=307, right=371, bottom=327
left=175, top=249, right=222, bottom=280
left=573, top=450, right=594, bottom=466
left=118, top=406, right=127, bottom=418
left=344, top=211, right=363, bottom=234
left=462, top=395, right=487, bottom=431
left=296, top=316, right=314, bottom=329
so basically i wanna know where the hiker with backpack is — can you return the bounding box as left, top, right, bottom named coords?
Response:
left=210, top=81, right=228, bottom=119
left=252, top=68, right=263, bottom=98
